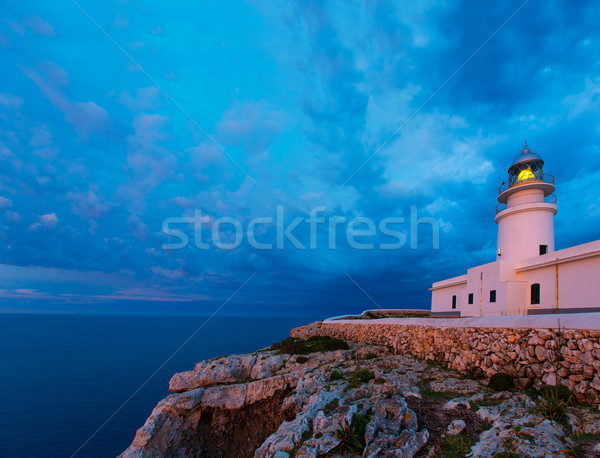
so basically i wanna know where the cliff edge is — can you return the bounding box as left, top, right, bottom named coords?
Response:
left=120, top=321, right=600, bottom=457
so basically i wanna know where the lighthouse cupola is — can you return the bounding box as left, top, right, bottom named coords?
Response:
left=507, top=146, right=544, bottom=187
left=495, top=143, right=557, bottom=262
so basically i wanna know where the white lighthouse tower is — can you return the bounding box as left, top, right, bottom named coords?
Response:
left=495, top=143, right=557, bottom=262
left=431, top=141, right=600, bottom=317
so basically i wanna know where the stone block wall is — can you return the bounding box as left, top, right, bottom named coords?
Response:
left=319, top=322, right=600, bottom=406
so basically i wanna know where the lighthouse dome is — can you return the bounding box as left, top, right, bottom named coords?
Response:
left=509, top=147, right=544, bottom=168
left=506, top=144, right=545, bottom=188
left=497, top=142, right=555, bottom=204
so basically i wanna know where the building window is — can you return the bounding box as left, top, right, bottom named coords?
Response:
left=539, top=245, right=548, bottom=255
left=531, top=283, right=540, bottom=305
left=452, top=295, right=457, bottom=309
left=468, top=293, right=474, bottom=304
left=490, top=290, right=496, bottom=303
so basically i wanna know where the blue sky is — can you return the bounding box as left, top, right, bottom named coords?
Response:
left=1, top=0, right=599, bottom=316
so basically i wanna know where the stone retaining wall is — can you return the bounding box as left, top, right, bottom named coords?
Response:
left=319, top=321, right=600, bottom=406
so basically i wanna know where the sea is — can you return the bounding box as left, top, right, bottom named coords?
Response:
left=0, top=313, right=319, bottom=457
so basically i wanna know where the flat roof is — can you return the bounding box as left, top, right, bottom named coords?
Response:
left=516, top=239, right=600, bottom=272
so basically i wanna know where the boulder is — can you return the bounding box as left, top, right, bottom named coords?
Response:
left=169, top=353, right=257, bottom=392
left=447, top=419, right=466, bottom=436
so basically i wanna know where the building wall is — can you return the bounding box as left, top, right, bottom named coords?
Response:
left=517, top=265, right=556, bottom=313
left=433, top=249, right=600, bottom=316
left=557, top=256, right=600, bottom=311
left=517, top=246, right=600, bottom=314
left=461, top=261, right=512, bottom=317
left=505, top=281, right=529, bottom=315
left=432, top=230, right=600, bottom=316
left=430, top=275, right=466, bottom=316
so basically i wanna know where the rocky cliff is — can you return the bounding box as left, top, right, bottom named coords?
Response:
left=120, top=321, right=600, bottom=457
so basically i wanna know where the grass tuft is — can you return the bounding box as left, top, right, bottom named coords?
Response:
left=439, top=433, right=476, bottom=457
left=532, top=384, right=574, bottom=425
left=332, top=413, right=369, bottom=455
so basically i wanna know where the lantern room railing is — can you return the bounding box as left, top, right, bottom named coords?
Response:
left=498, top=173, right=555, bottom=195
left=496, top=194, right=557, bottom=214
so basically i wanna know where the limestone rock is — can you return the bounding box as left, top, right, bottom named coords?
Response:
left=169, top=353, right=257, bottom=392
left=251, top=353, right=287, bottom=380
left=121, top=320, right=600, bottom=458
left=312, top=404, right=357, bottom=435
left=447, top=419, right=466, bottom=436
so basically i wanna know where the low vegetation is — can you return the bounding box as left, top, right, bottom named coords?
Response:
left=488, top=372, right=514, bottom=391
left=332, top=413, right=370, bottom=454
left=418, top=387, right=458, bottom=399
left=438, top=432, right=477, bottom=457
left=532, top=384, right=575, bottom=425
left=295, top=356, right=309, bottom=364
left=329, top=369, right=344, bottom=381
left=272, top=336, right=349, bottom=355
left=348, top=369, right=374, bottom=388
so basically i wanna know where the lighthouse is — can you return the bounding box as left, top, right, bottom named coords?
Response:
left=430, top=141, right=600, bottom=317
left=495, top=144, right=557, bottom=262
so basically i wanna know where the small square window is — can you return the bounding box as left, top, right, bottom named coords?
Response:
left=540, top=245, right=548, bottom=255
left=490, top=290, right=497, bottom=303
left=468, top=293, right=474, bottom=304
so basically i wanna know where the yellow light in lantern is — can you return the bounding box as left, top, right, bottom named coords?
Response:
left=517, top=168, right=535, bottom=181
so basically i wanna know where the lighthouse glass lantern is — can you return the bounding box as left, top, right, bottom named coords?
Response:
left=507, top=145, right=544, bottom=188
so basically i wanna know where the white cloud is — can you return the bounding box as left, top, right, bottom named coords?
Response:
left=21, top=64, right=110, bottom=139
left=0, top=92, right=24, bottom=109
left=0, top=196, right=12, bottom=208
left=24, top=16, right=55, bottom=37
left=5, top=211, right=20, bottom=223
left=563, top=78, right=600, bottom=119
left=40, top=213, right=58, bottom=227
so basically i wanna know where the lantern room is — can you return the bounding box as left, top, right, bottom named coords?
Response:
left=507, top=144, right=544, bottom=187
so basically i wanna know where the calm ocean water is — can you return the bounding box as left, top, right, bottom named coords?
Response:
left=0, top=313, right=318, bottom=458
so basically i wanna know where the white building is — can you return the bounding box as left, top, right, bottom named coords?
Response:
left=431, top=144, right=600, bottom=317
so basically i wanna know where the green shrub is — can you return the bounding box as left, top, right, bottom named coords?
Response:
left=348, top=369, right=374, bottom=388
left=488, top=372, right=514, bottom=391
left=272, top=336, right=349, bottom=355
left=493, top=453, right=520, bottom=458
left=330, top=369, right=344, bottom=381
left=364, top=352, right=377, bottom=359
left=296, top=356, right=309, bottom=364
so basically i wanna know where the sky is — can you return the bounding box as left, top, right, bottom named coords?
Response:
left=0, top=0, right=599, bottom=317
